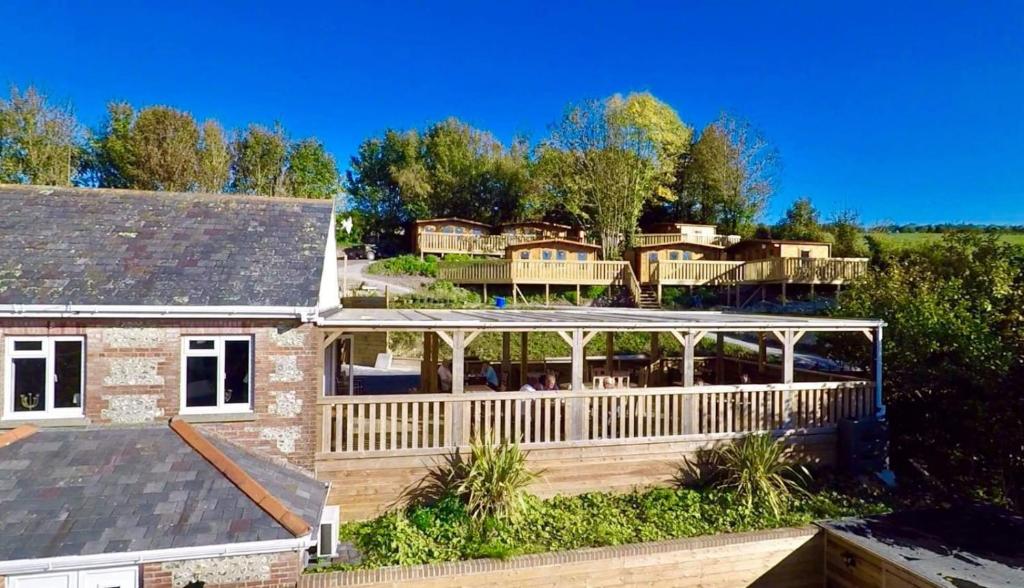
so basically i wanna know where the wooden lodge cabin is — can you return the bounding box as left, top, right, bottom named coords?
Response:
left=413, top=217, right=586, bottom=257
left=726, top=238, right=832, bottom=261
left=628, top=240, right=728, bottom=284
left=635, top=222, right=741, bottom=248
left=506, top=238, right=600, bottom=262
left=498, top=220, right=577, bottom=240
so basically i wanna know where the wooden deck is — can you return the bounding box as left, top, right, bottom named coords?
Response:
left=633, top=233, right=740, bottom=247
left=439, top=257, right=869, bottom=290
left=417, top=232, right=570, bottom=256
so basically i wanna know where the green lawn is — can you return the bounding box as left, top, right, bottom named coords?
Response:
left=866, top=232, right=1024, bottom=250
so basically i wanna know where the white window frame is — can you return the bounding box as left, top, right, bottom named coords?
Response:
left=317, top=505, right=341, bottom=558
left=179, top=336, right=254, bottom=415
left=3, top=336, right=85, bottom=420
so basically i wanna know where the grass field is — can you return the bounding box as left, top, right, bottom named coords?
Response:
left=865, top=232, right=1024, bottom=250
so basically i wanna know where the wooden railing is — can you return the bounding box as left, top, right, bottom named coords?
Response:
left=653, top=260, right=745, bottom=285
left=438, top=260, right=635, bottom=286
left=417, top=233, right=541, bottom=256
left=653, top=257, right=869, bottom=286
left=317, top=381, right=874, bottom=456
left=634, top=234, right=739, bottom=247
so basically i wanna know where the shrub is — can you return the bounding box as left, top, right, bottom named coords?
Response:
left=456, top=437, right=541, bottom=522
left=366, top=254, right=439, bottom=277
left=705, top=433, right=810, bottom=517
left=331, top=486, right=888, bottom=571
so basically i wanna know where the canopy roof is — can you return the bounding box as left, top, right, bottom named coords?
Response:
left=318, top=307, right=882, bottom=332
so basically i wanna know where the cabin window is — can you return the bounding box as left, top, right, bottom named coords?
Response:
left=424, top=225, right=437, bottom=233
left=556, top=250, right=567, bottom=261
left=800, top=249, right=811, bottom=258
left=442, top=226, right=454, bottom=234
left=648, top=252, right=658, bottom=262
left=683, top=251, right=693, bottom=260
left=668, top=251, right=680, bottom=261
left=471, top=228, right=482, bottom=236
left=181, top=336, right=252, bottom=413
left=519, top=251, right=530, bottom=260
left=455, top=226, right=465, bottom=234
left=4, top=337, right=84, bottom=419
left=576, top=252, right=588, bottom=261
left=542, top=250, right=553, bottom=260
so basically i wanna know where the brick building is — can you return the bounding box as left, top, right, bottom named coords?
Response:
left=0, top=185, right=341, bottom=588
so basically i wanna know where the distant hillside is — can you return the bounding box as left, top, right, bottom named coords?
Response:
left=865, top=232, right=1024, bottom=250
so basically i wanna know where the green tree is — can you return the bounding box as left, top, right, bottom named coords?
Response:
left=285, top=138, right=340, bottom=198
left=86, top=103, right=223, bottom=192
left=832, top=233, right=1024, bottom=508
left=126, top=106, right=200, bottom=191
left=345, top=119, right=537, bottom=248
left=537, top=92, right=691, bottom=257
left=827, top=209, right=868, bottom=257
left=0, top=86, right=81, bottom=185
left=196, top=120, right=231, bottom=192
left=231, top=123, right=288, bottom=195
left=673, top=114, right=778, bottom=235
left=775, top=196, right=830, bottom=242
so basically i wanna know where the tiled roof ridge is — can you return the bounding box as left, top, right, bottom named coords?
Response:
left=168, top=417, right=312, bottom=537
left=0, top=183, right=336, bottom=207
left=0, top=425, right=38, bottom=450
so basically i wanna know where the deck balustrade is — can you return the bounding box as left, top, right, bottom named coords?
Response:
left=317, top=381, right=874, bottom=456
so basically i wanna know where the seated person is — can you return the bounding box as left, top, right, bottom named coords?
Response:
left=540, top=373, right=559, bottom=391
left=479, top=362, right=499, bottom=389
left=438, top=362, right=452, bottom=392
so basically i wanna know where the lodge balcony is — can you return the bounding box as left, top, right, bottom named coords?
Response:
left=313, top=308, right=883, bottom=520
left=437, top=257, right=869, bottom=301
left=416, top=232, right=559, bottom=256
left=633, top=233, right=740, bottom=248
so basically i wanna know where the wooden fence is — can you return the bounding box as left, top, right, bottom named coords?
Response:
left=634, top=233, right=739, bottom=247
left=418, top=233, right=576, bottom=256
left=317, top=381, right=873, bottom=456
left=437, top=260, right=634, bottom=286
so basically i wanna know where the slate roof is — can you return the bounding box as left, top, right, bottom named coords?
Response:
left=0, top=427, right=328, bottom=562
left=819, top=506, right=1024, bottom=588
left=0, top=185, right=333, bottom=307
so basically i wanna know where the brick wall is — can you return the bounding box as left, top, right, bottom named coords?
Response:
left=0, top=319, right=321, bottom=469
left=300, top=527, right=824, bottom=588
left=142, top=551, right=301, bottom=588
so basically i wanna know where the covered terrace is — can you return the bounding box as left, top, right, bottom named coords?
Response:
left=315, top=308, right=883, bottom=455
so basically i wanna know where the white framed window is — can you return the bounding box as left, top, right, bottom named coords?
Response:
left=541, top=250, right=553, bottom=260
left=4, top=336, right=85, bottom=420
left=180, top=336, right=253, bottom=414
left=576, top=251, right=588, bottom=261
left=519, top=250, right=530, bottom=260
left=555, top=250, right=567, bottom=261
left=669, top=251, right=681, bottom=261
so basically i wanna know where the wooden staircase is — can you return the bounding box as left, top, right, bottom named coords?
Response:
left=636, top=285, right=661, bottom=309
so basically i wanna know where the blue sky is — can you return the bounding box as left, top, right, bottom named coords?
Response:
left=2, top=1, right=1022, bottom=224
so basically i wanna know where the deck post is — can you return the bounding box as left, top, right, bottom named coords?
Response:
left=650, top=332, right=661, bottom=386
left=778, top=329, right=805, bottom=429
left=501, top=332, right=511, bottom=390
left=757, top=332, right=767, bottom=374
left=576, top=284, right=581, bottom=306
left=545, top=283, right=550, bottom=306
left=874, top=325, right=885, bottom=419
left=715, top=332, right=725, bottom=384
left=483, top=283, right=488, bottom=303
left=519, top=332, right=528, bottom=387
left=683, top=331, right=696, bottom=387
left=781, top=282, right=788, bottom=305
left=450, top=330, right=467, bottom=446
left=604, top=332, right=614, bottom=376
left=569, top=328, right=586, bottom=439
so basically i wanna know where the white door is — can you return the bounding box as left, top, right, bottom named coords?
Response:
left=10, top=567, right=138, bottom=588
left=80, top=567, right=138, bottom=588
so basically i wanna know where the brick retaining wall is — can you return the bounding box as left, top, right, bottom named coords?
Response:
left=301, top=527, right=824, bottom=588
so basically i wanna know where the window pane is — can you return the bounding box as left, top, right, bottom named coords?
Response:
left=223, top=340, right=250, bottom=405
left=12, top=357, right=46, bottom=413
left=54, top=341, right=83, bottom=409
left=14, top=340, right=43, bottom=351
left=189, top=340, right=215, bottom=350
left=185, top=356, right=218, bottom=407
